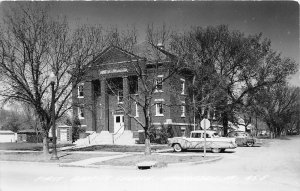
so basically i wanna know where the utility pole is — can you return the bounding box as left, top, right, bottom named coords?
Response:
left=193, top=75, right=196, bottom=131
left=50, top=72, right=59, bottom=160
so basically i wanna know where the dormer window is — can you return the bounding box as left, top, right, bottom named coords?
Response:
left=78, top=84, right=84, bottom=98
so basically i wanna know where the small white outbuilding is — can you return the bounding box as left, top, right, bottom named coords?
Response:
left=0, top=130, right=17, bottom=142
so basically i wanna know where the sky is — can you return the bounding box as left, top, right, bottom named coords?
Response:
left=0, top=1, right=299, bottom=86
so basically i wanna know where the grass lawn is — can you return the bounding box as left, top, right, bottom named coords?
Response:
left=95, top=154, right=219, bottom=166
left=0, top=151, right=117, bottom=163
left=0, top=142, right=74, bottom=151
left=66, top=144, right=171, bottom=152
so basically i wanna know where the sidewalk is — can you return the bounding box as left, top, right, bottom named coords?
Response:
left=59, top=153, right=131, bottom=168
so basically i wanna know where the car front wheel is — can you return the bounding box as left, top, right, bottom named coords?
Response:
left=246, top=142, right=254, bottom=147
left=173, top=144, right=182, bottom=152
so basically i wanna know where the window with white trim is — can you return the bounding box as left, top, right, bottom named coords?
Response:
left=181, top=101, right=186, bottom=117
left=78, top=107, right=84, bottom=119
left=155, top=75, right=163, bottom=92
left=180, top=78, right=185, bottom=95
left=135, top=102, right=139, bottom=117
left=78, top=84, right=84, bottom=98
left=155, top=102, right=164, bottom=116
left=117, top=91, right=123, bottom=103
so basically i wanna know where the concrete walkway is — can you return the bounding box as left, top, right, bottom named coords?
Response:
left=60, top=153, right=130, bottom=167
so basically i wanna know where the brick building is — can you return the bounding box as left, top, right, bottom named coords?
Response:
left=73, top=45, right=193, bottom=145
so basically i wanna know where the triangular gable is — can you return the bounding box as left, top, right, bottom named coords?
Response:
left=92, top=45, right=143, bottom=66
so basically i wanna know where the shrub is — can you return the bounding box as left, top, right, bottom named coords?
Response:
left=149, top=125, right=171, bottom=144
left=72, top=117, right=84, bottom=142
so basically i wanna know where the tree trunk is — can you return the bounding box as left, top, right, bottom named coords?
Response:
left=144, top=134, right=151, bottom=156
left=42, top=133, right=49, bottom=157
left=222, top=112, right=228, bottom=136
left=144, top=112, right=151, bottom=155
left=41, top=120, right=50, bottom=157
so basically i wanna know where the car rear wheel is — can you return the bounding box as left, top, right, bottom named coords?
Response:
left=246, top=142, right=254, bottom=147
left=173, top=144, right=182, bottom=152
left=211, top=148, right=221, bottom=153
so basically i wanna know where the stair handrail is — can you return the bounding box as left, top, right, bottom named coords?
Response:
left=88, top=131, right=97, bottom=144
left=112, top=124, right=125, bottom=144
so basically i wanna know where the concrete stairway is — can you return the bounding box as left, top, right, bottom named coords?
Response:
left=75, top=130, right=136, bottom=146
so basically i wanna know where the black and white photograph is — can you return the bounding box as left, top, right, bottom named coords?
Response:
left=0, top=1, right=299, bottom=191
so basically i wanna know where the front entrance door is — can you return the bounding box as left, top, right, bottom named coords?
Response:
left=114, top=115, right=124, bottom=134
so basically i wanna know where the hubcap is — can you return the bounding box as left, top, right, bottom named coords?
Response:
left=174, top=144, right=181, bottom=151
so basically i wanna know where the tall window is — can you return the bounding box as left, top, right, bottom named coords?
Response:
left=181, top=101, right=186, bottom=117
left=135, top=102, right=139, bottom=117
left=78, top=107, right=84, bottom=119
left=155, top=102, right=164, bottom=116
left=78, top=84, right=84, bottom=98
left=117, top=91, right=123, bottom=103
left=155, top=75, right=163, bottom=92
left=180, top=78, right=185, bottom=95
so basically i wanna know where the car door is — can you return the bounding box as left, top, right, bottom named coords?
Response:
left=189, top=133, right=205, bottom=149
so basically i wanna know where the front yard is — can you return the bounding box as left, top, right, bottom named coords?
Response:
left=0, top=142, right=74, bottom=151
left=0, top=151, right=118, bottom=163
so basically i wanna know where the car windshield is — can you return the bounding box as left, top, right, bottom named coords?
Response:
left=229, top=132, right=249, bottom=137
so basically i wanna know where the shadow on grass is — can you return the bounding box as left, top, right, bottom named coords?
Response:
left=277, top=136, right=291, bottom=140
left=58, top=153, right=71, bottom=159
left=66, top=144, right=169, bottom=152
left=237, top=145, right=261, bottom=148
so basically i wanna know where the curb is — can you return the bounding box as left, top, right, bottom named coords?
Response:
left=154, top=148, right=174, bottom=153
left=59, top=163, right=135, bottom=170
left=167, top=155, right=223, bottom=167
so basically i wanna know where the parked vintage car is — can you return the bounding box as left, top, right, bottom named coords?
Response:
left=226, top=131, right=261, bottom=147
left=168, top=130, right=237, bottom=153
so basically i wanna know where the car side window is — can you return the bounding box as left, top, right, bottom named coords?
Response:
left=191, top=133, right=201, bottom=138
left=206, top=134, right=211, bottom=138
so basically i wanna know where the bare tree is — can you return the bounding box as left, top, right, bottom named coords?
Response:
left=100, top=24, right=186, bottom=155
left=170, top=25, right=298, bottom=135
left=0, top=3, right=105, bottom=156
left=253, top=84, right=300, bottom=137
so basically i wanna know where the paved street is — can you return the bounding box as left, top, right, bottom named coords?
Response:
left=1, top=136, right=299, bottom=191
